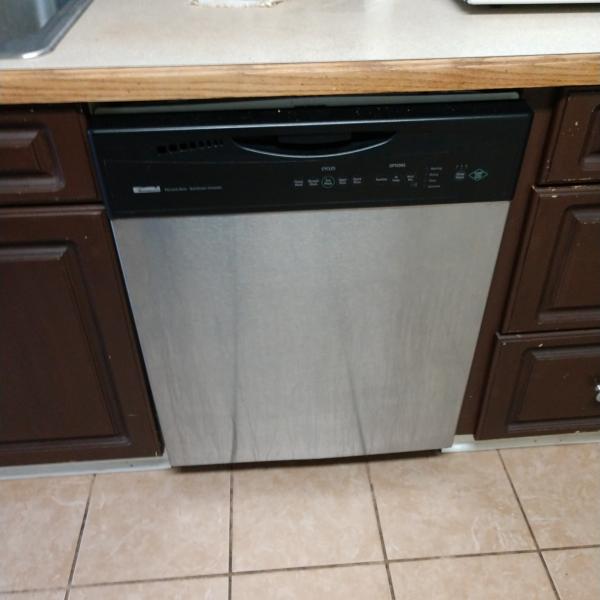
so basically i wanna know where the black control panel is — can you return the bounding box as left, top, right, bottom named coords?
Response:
left=90, top=100, right=532, bottom=218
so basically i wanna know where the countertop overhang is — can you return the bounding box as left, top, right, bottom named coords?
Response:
left=0, top=0, right=599, bottom=104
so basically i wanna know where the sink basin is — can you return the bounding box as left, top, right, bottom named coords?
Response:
left=0, top=0, right=92, bottom=59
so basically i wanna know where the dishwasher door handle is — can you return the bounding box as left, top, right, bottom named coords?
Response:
left=233, top=132, right=394, bottom=159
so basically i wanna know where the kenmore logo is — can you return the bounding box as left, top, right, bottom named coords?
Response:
left=133, top=186, right=161, bottom=194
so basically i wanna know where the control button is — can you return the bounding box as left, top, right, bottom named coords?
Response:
left=406, top=173, right=418, bottom=189
left=293, top=178, right=305, bottom=188
left=391, top=175, right=402, bottom=184
left=308, top=178, right=320, bottom=187
left=352, top=176, right=363, bottom=185
left=337, top=177, right=349, bottom=186
left=468, top=168, right=489, bottom=182
left=454, top=171, right=466, bottom=181
left=321, top=175, right=336, bottom=189
left=427, top=166, right=442, bottom=185
left=375, top=176, right=389, bottom=184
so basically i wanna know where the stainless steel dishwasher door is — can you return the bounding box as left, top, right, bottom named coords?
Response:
left=113, top=201, right=508, bottom=466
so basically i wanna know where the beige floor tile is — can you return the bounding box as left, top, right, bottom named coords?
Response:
left=73, top=470, right=230, bottom=585
left=232, top=564, right=391, bottom=599
left=232, top=463, right=383, bottom=571
left=544, top=547, right=600, bottom=600
left=0, top=593, right=65, bottom=600
left=390, top=553, right=556, bottom=599
left=0, top=476, right=91, bottom=592
left=501, top=444, right=600, bottom=548
left=69, top=577, right=228, bottom=600
left=369, top=451, right=534, bottom=559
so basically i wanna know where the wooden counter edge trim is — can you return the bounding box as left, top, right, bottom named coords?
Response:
left=1, top=53, right=599, bottom=104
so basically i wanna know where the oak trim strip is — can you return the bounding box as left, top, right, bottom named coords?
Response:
left=1, top=53, right=599, bottom=104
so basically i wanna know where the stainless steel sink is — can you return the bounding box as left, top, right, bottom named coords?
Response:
left=0, top=0, right=92, bottom=59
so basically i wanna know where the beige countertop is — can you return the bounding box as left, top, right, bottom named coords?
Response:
left=2, top=0, right=600, bottom=70
left=0, top=0, right=599, bottom=103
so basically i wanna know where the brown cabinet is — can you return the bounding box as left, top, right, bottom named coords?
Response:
left=0, top=107, right=96, bottom=205
left=0, top=205, right=161, bottom=465
left=477, top=331, right=600, bottom=439
left=504, top=186, right=600, bottom=333
left=471, top=88, right=600, bottom=439
left=542, top=89, right=600, bottom=184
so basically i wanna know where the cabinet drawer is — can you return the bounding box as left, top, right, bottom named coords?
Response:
left=543, top=89, right=600, bottom=184
left=504, top=186, right=600, bottom=333
left=0, top=108, right=96, bottom=206
left=477, top=331, right=600, bottom=439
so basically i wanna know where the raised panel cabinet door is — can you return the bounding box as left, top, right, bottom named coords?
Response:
left=0, top=107, right=97, bottom=206
left=476, top=330, right=600, bottom=440
left=504, top=186, right=600, bottom=333
left=542, top=89, right=600, bottom=184
left=0, top=205, right=161, bottom=466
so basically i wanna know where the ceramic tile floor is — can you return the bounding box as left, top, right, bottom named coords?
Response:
left=1, top=443, right=598, bottom=599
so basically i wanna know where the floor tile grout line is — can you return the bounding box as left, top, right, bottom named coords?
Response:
left=365, top=463, right=396, bottom=600
left=497, top=450, right=561, bottom=600
left=496, top=451, right=539, bottom=550
left=63, top=563, right=386, bottom=593
left=538, top=545, right=563, bottom=598
left=5, top=546, right=572, bottom=595
left=541, top=543, right=600, bottom=552
left=228, top=469, right=234, bottom=600
left=66, top=573, right=230, bottom=590
left=233, top=548, right=546, bottom=575
left=233, top=560, right=385, bottom=577
left=64, top=474, right=96, bottom=600
left=228, top=544, right=600, bottom=576
left=228, top=548, right=546, bottom=577
left=0, top=588, right=66, bottom=597
left=387, top=549, right=539, bottom=564
left=13, top=544, right=595, bottom=595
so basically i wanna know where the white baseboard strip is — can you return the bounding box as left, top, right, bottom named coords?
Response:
left=445, top=431, right=600, bottom=453
left=0, top=454, right=171, bottom=481
left=2, top=431, right=599, bottom=480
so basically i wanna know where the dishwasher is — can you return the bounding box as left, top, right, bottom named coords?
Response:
left=89, top=96, right=531, bottom=466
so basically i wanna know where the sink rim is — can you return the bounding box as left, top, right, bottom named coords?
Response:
left=0, top=0, right=93, bottom=60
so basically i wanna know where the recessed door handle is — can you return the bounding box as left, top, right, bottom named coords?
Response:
left=233, top=132, right=394, bottom=159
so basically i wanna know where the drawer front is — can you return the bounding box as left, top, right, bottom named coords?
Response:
left=504, top=187, right=600, bottom=333
left=477, top=331, right=600, bottom=439
left=0, top=108, right=96, bottom=205
left=0, top=205, right=161, bottom=465
left=543, top=89, right=600, bottom=184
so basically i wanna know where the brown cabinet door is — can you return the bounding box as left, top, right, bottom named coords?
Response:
left=476, top=330, right=600, bottom=439
left=542, top=89, right=600, bottom=184
left=504, top=186, right=600, bottom=333
left=0, top=108, right=97, bottom=206
left=0, top=205, right=161, bottom=465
